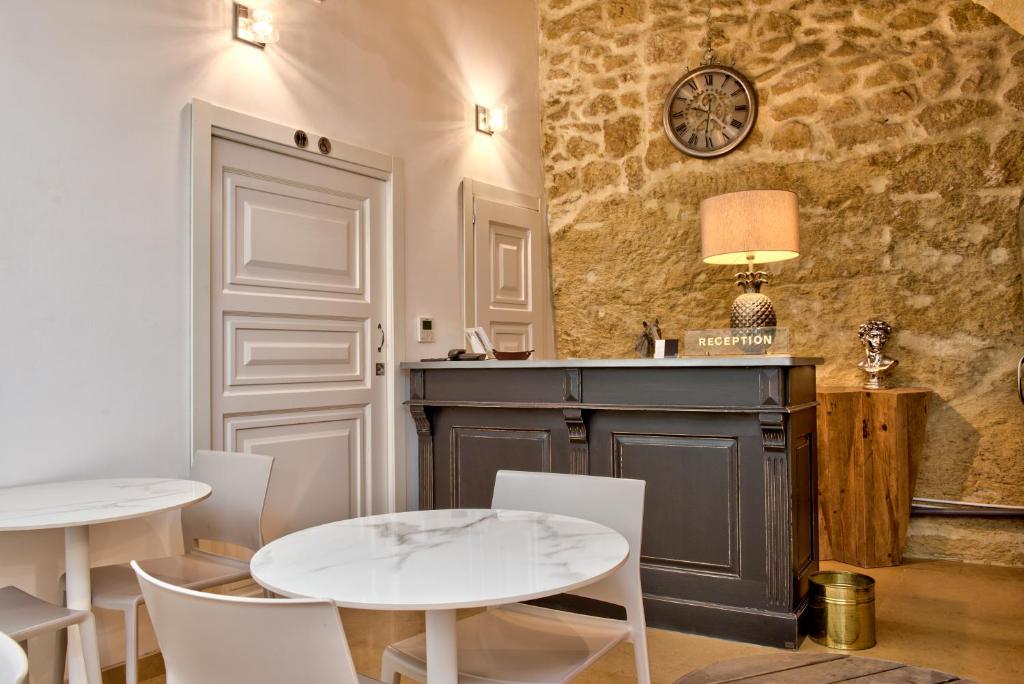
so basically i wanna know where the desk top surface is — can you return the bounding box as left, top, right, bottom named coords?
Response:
left=402, top=356, right=823, bottom=370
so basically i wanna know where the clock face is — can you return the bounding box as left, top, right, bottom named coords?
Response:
left=662, top=64, right=758, bottom=158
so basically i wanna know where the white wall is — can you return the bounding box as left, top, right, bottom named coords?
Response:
left=0, top=0, right=542, bottom=672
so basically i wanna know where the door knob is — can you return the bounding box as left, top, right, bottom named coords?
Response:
left=377, top=323, right=385, bottom=353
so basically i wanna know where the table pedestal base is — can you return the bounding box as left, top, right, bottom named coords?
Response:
left=425, top=609, right=458, bottom=684
left=65, top=526, right=102, bottom=684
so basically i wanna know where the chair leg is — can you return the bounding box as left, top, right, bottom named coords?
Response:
left=124, top=603, right=140, bottom=684
left=78, top=614, right=102, bottom=684
left=379, top=649, right=404, bottom=684
left=632, top=631, right=651, bottom=684
left=16, top=641, right=28, bottom=684
left=54, top=629, right=68, bottom=684
left=627, top=602, right=651, bottom=684
left=51, top=585, right=68, bottom=684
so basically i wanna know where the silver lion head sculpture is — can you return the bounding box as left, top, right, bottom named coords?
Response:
left=857, top=319, right=898, bottom=389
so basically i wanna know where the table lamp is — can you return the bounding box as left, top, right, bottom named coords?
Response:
left=700, top=190, right=800, bottom=328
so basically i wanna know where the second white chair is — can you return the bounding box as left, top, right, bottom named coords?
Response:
left=85, top=450, right=274, bottom=684
left=132, top=561, right=378, bottom=684
left=381, top=470, right=651, bottom=684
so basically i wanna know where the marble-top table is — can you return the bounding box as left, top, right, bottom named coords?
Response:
left=251, top=508, right=629, bottom=684
left=0, top=478, right=211, bottom=684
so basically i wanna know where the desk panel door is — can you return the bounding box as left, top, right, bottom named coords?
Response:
left=430, top=408, right=571, bottom=508
left=588, top=411, right=774, bottom=610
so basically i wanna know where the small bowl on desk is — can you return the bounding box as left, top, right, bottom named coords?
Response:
left=492, top=350, right=534, bottom=361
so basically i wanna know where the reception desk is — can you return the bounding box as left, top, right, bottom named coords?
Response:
left=401, top=357, right=821, bottom=648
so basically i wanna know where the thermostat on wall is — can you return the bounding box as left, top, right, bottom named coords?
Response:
left=417, top=316, right=434, bottom=343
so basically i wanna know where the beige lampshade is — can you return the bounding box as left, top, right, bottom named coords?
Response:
left=700, top=190, right=800, bottom=265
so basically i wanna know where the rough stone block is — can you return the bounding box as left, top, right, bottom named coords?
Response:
left=581, top=161, right=622, bottom=191
left=567, top=136, right=599, bottom=160
left=772, top=121, right=813, bottom=150
left=888, top=8, right=938, bottom=30
left=584, top=93, right=617, bottom=115
left=948, top=2, right=1003, bottom=32
left=866, top=85, right=919, bottom=116
left=1005, top=82, right=1024, bottom=112
left=603, top=114, right=642, bottom=158
left=830, top=122, right=904, bottom=148
left=916, top=98, right=999, bottom=133
left=770, top=96, right=819, bottom=120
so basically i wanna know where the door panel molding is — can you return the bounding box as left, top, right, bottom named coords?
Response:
left=191, top=99, right=405, bottom=513
left=226, top=176, right=366, bottom=295
left=223, top=314, right=368, bottom=389
left=489, top=222, right=530, bottom=309
left=225, top=407, right=367, bottom=540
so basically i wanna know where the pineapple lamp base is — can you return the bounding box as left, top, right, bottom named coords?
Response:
left=729, top=264, right=778, bottom=329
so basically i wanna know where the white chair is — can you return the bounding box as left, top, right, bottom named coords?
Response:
left=84, top=450, right=274, bottom=684
left=381, top=470, right=651, bottom=684
left=0, top=632, right=28, bottom=684
left=0, top=586, right=98, bottom=684
left=132, top=561, right=378, bottom=684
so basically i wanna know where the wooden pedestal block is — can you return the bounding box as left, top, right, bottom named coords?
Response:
left=816, top=387, right=931, bottom=568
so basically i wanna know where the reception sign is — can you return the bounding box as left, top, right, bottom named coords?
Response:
left=684, top=328, right=790, bottom=356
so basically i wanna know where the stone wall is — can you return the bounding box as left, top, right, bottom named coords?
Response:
left=539, top=0, right=1024, bottom=565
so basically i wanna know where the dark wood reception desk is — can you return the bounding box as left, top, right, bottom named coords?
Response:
left=401, top=357, right=822, bottom=648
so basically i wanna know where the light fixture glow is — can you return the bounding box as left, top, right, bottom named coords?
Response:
left=234, top=4, right=279, bottom=48
left=475, top=104, right=508, bottom=135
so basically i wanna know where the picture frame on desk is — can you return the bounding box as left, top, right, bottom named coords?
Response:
left=474, top=326, right=496, bottom=356
left=654, top=339, right=680, bottom=358
left=465, top=327, right=495, bottom=357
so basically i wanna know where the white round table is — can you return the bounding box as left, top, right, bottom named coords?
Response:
left=251, top=508, right=629, bottom=684
left=0, top=478, right=211, bottom=684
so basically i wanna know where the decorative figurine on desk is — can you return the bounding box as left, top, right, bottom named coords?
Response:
left=634, top=319, right=662, bottom=358
left=858, top=319, right=898, bottom=389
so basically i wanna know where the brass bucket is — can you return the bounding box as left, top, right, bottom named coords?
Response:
left=807, top=571, right=876, bottom=650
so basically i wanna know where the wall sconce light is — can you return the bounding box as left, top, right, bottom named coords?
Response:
left=234, top=3, right=279, bottom=48
left=475, top=104, right=508, bottom=135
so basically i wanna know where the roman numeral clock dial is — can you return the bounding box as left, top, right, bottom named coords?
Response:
left=662, top=63, right=758, bottom=158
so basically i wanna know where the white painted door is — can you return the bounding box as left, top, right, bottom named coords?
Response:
left=473, top=197, right=551, bottom=355
left=210, top=136, right=386, bottom=540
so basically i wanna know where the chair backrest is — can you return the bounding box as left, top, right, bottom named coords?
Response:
left=0, top=632, right=26, bottom=684
left=180, top=450, right=274, bottom=554
left=259, top=448, right=356, bottom=542
left=132, top=561, right=360, bottom=684
left=491, top=470, right=645, bottom=611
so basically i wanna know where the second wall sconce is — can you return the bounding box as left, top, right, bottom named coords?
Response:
left=475, top=104, right=508, bottom=135
left=234, top=3, right=279, bottom=48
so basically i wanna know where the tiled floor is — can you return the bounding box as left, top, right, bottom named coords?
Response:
left=132, top=558, right=1024, bottom=684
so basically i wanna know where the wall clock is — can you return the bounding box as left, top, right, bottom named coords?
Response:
left=662, top=63, right=758, bottom=158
